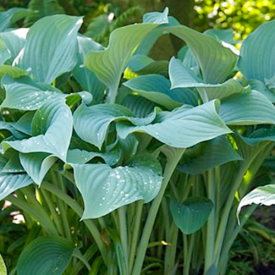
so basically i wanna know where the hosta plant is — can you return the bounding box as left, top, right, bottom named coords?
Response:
left=0, top=5, right=275, bottom=275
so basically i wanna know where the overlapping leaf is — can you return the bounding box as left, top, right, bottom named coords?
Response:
left=117, top=100, right=231, bottom=148
left=15, top=15, right=82, bottom=84
left=220, top=90, right=275, bottom=125
left=72, top=155, right=163, bottom=219
left=17, top=237, right=74, bottom=275
left=3, top=98, right=73, bottom=162
left=73, top=103, right=157, bottom=149
left=124, top=74, right=198, bottom=109
left=169, top=57, right=243, bottom=101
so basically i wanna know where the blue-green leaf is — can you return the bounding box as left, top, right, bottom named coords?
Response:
left=73, top=35, right=105, bottom=103
left=170, top=197, right=213, bottom=235
left=178, top=136, right=242, bottom=175
left=16, top=15, right=82, bottom=84
left=238, top=20, right=275, bottom=82
left=72, top=155, right=162, bottom=219
left=220, top=90, right=275, bottom=125
left=124, top=74, right=198, bottom=109
left=0, top=173, right=33, bottom=201
left=17, top=237, right=74, bottom=275
left=117, top=100, right=231, bottom=148
left=73, top=104, right=156, bottom=149
left=3, top=98, right=73, bottom=161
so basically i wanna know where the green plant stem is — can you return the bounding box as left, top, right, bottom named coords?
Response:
left=183, top=234, right=189, bottom=275
left=214, top=145, right=263, bottom=265
left=218, top=204, right=257, bottom=275
left=41, top=182, right=108, bottom=264
left=132, top=148, right=185, bottom=275
left=40, top=188, right=63, bottom=235
left=118, top=206, right=129, bottom=275
left=50, top=171, right=72, bottom=241
left=7, top=194, right=58, bottom=236
left=129, top=200, right=143, bottom=273
left=204, top=169, right=216, bottom=274
left=185, top=234, right=195, bottom=275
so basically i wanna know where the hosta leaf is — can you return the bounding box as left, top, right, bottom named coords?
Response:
left=170, top=197, right=213, bottom=235
left=124, top=74, right=198, bottom=109
left=237, top=184, right=275, bottom=217
left=73, top=104, right=157, bottom=149
left=238, top=20, right=275, bottom=82
left=178, top=136, right=242, bottom=175
left=238, top=128, right=275, bottom=146
left=73, top=35, right=105, bottom=103
left=117, top=100, right=231, bottom=148
left=11, top=112, right=34, bottom=135
left=220, top=90, right=275, bottom=125
left=0, top=121, right=25, bottom=139
left=169, top=57, right=243, bottom=100
left=0, top=173, right=33, bottom=201
left=204, top=28, right=237, bottom=45
left=166, top=26, right=237, bottom=83
left=0, top=38, right=10, bottom=65
left=72, top=155, right=163, bottom=219
left=1, top=75, right=61, bottom=110
left=0, top=8, right=29, bottom=32
left=249, top=79, right=275, bottom=103
left=0, top=28, right=28, bottom=63
left=127, top=55, right=154, bottom=72
left=0, top=66, right=27, bottom=80
left=143, top=7, right=169, bottom=24
left=20, top=153, right=58, bottom=185
left=25, top=0, right=65, bottom=26
left=16, top=15, right=82, bottom=84
left=85, top=21, right=167, bottom=101
left=0, top=254, right=7, bottom=275
left=66, top=149, right=120, bottom=166
left=122, top=95, right=155, bottom=117
left=17, top=237, right=74, bottom=275
left=2, top=152, right=25, bottom=173
left=3, top=98, right=73, bottom=161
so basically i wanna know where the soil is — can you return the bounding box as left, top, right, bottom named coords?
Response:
left=254, top=262, right=275, bottom=275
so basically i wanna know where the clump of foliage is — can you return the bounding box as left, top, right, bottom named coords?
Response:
left=1, top=5, right=275, bottom=275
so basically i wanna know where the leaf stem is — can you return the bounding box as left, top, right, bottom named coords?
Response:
left=132, top=148, right=185, bottom=275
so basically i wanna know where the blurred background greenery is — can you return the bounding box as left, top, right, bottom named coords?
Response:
left=1, top=0, right=275, bottom=58
left=2, top=0, right=275, bottom=40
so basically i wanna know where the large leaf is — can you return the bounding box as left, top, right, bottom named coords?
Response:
left=0, top=38, right=11, bottom=65
left=17, top=237, right=74, bottom=275
left=0, top=254, right=7, bottom=275
left=0, top=28, right=28, bottom=64
left=85, top=10, right=169, bottom=102
left=1, top=75, right=61, bottom=110
left=169, top=57, right=243, bottom=101
left=0, top=8, right=29, bottom=32
left=73, top=35, right=105, bottom=103
left=25, top=0, right=65, bottom=26
left=15, top=15, right=82, bottom=84
left=3, top=98, right=73, bottom=161
left=166, top=26, right=237, bottom=83
left=220, top=90, right=275, bottom=125
left=238, top=20, right=275, bottom=82
left=20, top=153, right=57, bottom=185
left=0, top=173, right=33, bottom=201
left=72, top=155, right=163, bottom=219
left=237, top=184, right=275, bottom=217
left=117, top=100, right=231, bottom=148
left=178, top=136, right=242, bottom=175
left=170, top=197, right=213, bottom=235
left=73, top=103, right=157, bottom=149
left=124, top=74, right=198, bottom=109
left=66, top=148, right=120, bottom=166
